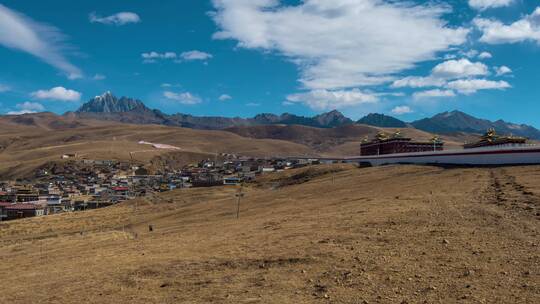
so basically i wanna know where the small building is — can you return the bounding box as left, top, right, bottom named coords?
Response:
left=192, top=173, right=223, bottom=187
left=360, top=131, right=443, bottom=156
left=261, top=166, right=275, bottom=173
left=223, top=177, right=243, bottom=185
left=134, top=167, right=149, bottom=176
left=0, top=192, right=15, bottom=203
left=61, top=153, right=77, bottom=159
left=4, top=204, right=45, bottom=221
left=240, top=171, right=257, bottom=181
left=111, top=186, right=131, bottom=200
left=45, top=195, right=64, bottom=214
left=0, top=202, right=11, bottom=221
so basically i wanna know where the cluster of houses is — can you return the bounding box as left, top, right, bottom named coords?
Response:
left=0, top=155, right=324, bottom=222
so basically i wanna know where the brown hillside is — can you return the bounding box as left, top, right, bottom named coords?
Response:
left=225, top=124, right=379, bottom=152
left=0, top=164, right=538, bottom=303
left=0, top=114, right=314, bottom=179
left=226, top=124, right=471, bottom=156
left=0, top=113, right=487, bottom=179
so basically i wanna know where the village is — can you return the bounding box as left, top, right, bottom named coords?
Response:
left=0, top=153, right=324, bottom=222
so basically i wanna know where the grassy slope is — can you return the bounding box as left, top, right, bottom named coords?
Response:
left=0, top=113, right=474, bottom=178
left=0, top=164, right=538, bottom=303
left=0, top=114, right=314, bottom=179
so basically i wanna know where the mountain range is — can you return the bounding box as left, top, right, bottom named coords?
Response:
left=71, top=92, right=354, bottom=130
left=67, top=92, right=540, bottom=139
left=410, top=111, right=540, bottom=139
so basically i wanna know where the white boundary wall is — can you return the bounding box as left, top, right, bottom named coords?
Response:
left=344, top=145, right=540, bottom=166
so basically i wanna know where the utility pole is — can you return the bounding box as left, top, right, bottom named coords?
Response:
left=235, top=185, right=245, bottom=219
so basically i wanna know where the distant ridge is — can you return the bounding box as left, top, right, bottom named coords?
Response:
left=411, top=110, right=540, bottom=140
left=357, top=113, right=407, bottom=128
left=66, top=92, right=540, bottom=139
left=71, top=92, right=353, bottom=129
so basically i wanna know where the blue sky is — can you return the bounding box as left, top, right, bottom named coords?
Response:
left=0, top=0, right=539, bottom=127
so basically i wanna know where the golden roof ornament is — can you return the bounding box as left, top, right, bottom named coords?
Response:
left=483, top=128, right=498, bottom=142
left=393, top=130, right=403, bottom=138
left=431, top=135, right=442, bottom=143
left=376, top=132, right=389, bottom=141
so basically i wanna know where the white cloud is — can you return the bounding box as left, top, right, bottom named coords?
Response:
left=282, top=101, right=294, bottom=106
left=374, top=92, right=405, bottom=97
left=431, top=59, right=489, bottom=79
left=392, top=59, right=489, bottom=89
left=391, top=76, right=446, bottom=89
left=163, top=91, right=201, bottom=105
left=447, top=79, right=511, bottom=94
left=451, top=49, right=491, bottom=59
left=286, top=89, right=378, bottom=111
left=413, top=89, right=456, bottom=100
left=141, top=52, right=176, bottom=64
left=391, top=106, right=413, bottom=115
left=478, top=51, right=492, bottom=59
left=495, top=66, right=512, bottom=76
left=462, top=50, right=479, bottom=58
left=89, top=12, right=140, bottom=25
left=211, top=0, right=468, bottom=91
left=7, top=101, right=45, bottom=115
left=141, top=50, right=214, bottom=63
left=7, top=110, right=34, bottom=115
left=142, top=51, right=212, bottom=64
left=469, top=0, right=514, bottom=11
left=474, top=8, right=540, bottom=44
left=93, top=74, right=106, bottom=80
left=31, top=86, right=81, bottom=101
left=17, top=101, right=44, bottom=111
left=393, top=57, right=512, bottom=99
left=160, top=83, right=182, bottom=88
left=180, top=50, right=213, bottom=61
left=142, top=51, right=177, bottom=60
left=0, top=84, right=10, bottom=92
left=0, top=4, right=82, bottom=79
left=218, top=94, right=232, bottom=101
left=443, top=53, right=458, bottom=60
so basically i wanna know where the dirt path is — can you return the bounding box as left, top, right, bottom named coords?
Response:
left=486, top=168, right=540, bottom=218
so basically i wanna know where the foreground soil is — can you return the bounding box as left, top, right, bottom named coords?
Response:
left=0, top=164, right=539, bottom=303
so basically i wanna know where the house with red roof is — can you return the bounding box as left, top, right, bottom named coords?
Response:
left=109, top=186, right=132, bottom=202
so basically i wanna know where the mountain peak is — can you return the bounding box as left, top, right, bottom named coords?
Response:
left=253, top=113, right=280, bottom=124
left=412, top=111, right=540, bottom=139
left=313, top=110, right=352, bottom=127
left=357, top=113, right=407, bottom=128
left=77, top=92, right=149, bottom=113
left=93, top=91, right=113, bottom=100
left=315, top=109, right=345, bottom=118
left=442, top=110, right=468, bottom=117
left=324, top=109, right=343, bottom=115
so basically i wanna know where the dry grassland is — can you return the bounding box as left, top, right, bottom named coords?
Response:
left=0, top=117, right=313, bottom=179
left=0, top=164, right=538, bottom=303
